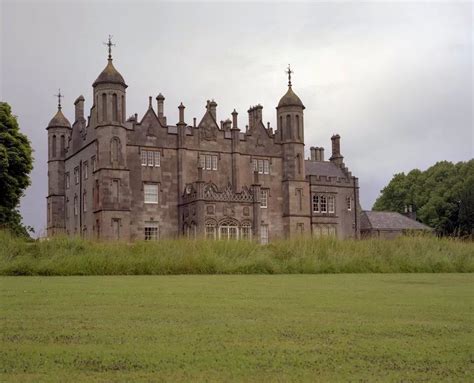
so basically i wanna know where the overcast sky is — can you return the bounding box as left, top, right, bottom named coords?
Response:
left=1, top=1, right=472, bottom=236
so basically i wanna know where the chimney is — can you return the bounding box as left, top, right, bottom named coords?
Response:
left=247, top=106, right=256, bottom=131
left=148, top=96, right=153, bottom=110
left=74, top=95, right=85, bottom=121
left=310, top=147, right=316, bottom=161
left=193, top=117, right=197, bottom=128
left=231, top=109, right=238, bottom=129
left=330, top=134, right=344, bottom=165
left=156, top=93, right=165, bottom=117
left=320, top=147, right=325, bottom=161
left=209, top=99, right=217, bottom=119
left=178, top=102, right=185, bottom=124
left=223, top=119, right=232, bottom=131
left=255, top=104, right=263, bottom=122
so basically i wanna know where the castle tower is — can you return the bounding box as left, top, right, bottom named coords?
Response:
left=46, top=90, right=71, bottom=236
left=277, top=66, right=310, bottom=236
left=91, top=36, right=131, bottom=240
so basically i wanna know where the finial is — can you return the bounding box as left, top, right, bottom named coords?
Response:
left=286, top=64, right=293, bottom=87
left=103, top=35, right=115, bottom=60
left=54, top=89, right=63, bottom=111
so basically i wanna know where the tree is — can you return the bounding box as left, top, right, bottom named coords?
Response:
left=373, top=160, right=474, bottom=237
left=0, top=102, right=34, bottom=237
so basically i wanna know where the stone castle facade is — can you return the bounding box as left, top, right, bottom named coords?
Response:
left=46, top=46, right=360, bottom=242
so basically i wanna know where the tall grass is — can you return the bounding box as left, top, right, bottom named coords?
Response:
left=0, top=231, right=472, bottom=275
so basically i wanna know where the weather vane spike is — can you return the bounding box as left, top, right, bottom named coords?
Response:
left=286, top=64, right=293, bottom=87
left=104, top=35, right=115, bottom=60
left=54, top=89, right=63, bottom=110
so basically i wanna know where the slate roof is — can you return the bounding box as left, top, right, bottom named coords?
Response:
left=305, top=160, right=346, bottom=178
left=360, top=211, right=432, bottom=231
left=277, top=86, right=305, bottom=109
left=47, top=109, right=71, bottom=129
left=93, top=59, right=126, bottom=87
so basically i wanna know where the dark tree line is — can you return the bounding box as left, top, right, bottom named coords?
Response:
left=0, top=102, right=34, bottom=237
left=373, top=160, right=474, bottom=237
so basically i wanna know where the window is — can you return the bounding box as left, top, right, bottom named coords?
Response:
left=154, top=151, right=161, bottom=167
left=83, top=162, right=88, bottom=180
left=241, top=222, right=252, bottom=240
left=144, top=221, right=159, bottom=240
left=112, top=93, right=118, bottom=121
left=260, top=189, right=268, bottom=208
left=312, top=195, right=319, bottom=213
left=297, top=223, right=304, bottom=235
left=328, top=196, right=335, bottom=214
left=320, top=195, right=327, bottom=213
left=52, top=135, right=57, bottom=157
left=111, top=137, right=120, bottom=163
left=219, top=219, right=239, bottom=240
left=260, top=225, right=269, bottom=244
left=112, top=179, right=119, bottom=203
left=83, top=191, right=87, bottom=212
left=296, top=115, right=301, bottom=140
left=60, top=135, right=65, bottom=154
left=346, top=196, right=352, bottom=211
left=74, top=167, right=79, bottom=184
left=297, top=189, right=303, bottom=211
left=141, top=151, right=147, bottom=166
left=205, top=221, right=217, bottom=240
left=121, top=95, right=125, bottom=122
left=144, top=184, right=158, bottom=204
left=253, top=159, right=270, bottom=174
left=147, top=151, right=154, bottom=166
left=102, top=93, right=107, bottom=121
left=200, top=154, right=218, bottom=171
left=74, top=195, right=78, bottom=216
left=65, top=173, right=70, bottom=189
left=91, top=156, right=97, bottom=172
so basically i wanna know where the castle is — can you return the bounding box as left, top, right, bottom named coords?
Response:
left=46, top=39, right=360, bottom=242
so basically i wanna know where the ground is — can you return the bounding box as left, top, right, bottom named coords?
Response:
left=1, top=274, right=472, bottom=382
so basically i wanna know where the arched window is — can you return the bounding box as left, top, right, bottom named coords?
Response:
left=102, top=93, right=107, bottom=121
left=121, top=95, right=125, bottom=122
left=112, top=93, right=118, bottom=121
left=286, top=114, right=292, bottom=139
left=60, top=135, right=65, bottom=154
left=52, top=135, right=57, bottom=157
left=296, top=115, right=300, bottom=140
left=279, top=116, right=283, bottom=139
left=110, top=137, right=120, bottom=163
left=219, top=218, right=239, bottom=240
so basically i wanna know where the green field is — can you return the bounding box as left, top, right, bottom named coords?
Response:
left=1, top=274, right=472, bottom=382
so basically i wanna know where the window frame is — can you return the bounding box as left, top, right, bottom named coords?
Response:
left=144, top=183, right=159, bottom=204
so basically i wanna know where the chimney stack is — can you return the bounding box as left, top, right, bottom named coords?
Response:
left=330, top=134, right=343, bottom=165
left=178, top=102, right=185, bottom=124
left=209, top=99, right=217, bottom=119
left=231, top=109, right=238, bottom=129
left=310, top=146, right=316, bottom=161
left=156, top=93, right=165, bottom=117
left=319, top=147, right=325, bottom=161
left=74, top=95, right=85, bottom=121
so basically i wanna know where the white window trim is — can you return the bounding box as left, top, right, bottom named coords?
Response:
left=144, top=183, right=159, bottom=204
left=260, top=189, right=268, bottom=208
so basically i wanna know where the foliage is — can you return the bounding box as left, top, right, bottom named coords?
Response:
left=0, top=231, right=472, bottom=275
left=1, top=274, right=472, bottom=382
left=373, top=160, right=474, bottom=236
left=0, top=102, right=33, bottom=237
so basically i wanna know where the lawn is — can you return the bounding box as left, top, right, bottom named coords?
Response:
left=1, top=274, right=473, bottom=382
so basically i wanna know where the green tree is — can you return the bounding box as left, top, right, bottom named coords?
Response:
left=373, top=160, right=474, bottom=237
left=0, top=102, right=34, bottom=237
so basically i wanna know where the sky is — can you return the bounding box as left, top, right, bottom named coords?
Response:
left=1, top=0, right=473, bottom=236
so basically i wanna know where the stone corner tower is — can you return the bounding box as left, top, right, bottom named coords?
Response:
left=276, top=66, right=311, bottom=237
left=46, top=92, right=71, bottom=236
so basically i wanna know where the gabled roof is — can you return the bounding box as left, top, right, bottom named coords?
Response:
left=305, top=160, right=346, bottom=178
left=360, top=211, right=432, bottom=231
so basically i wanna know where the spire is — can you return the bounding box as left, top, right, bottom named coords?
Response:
left=286, top=64, right=293, bottom=87
left=103, top=34, right=115, bottom=61
left=54, top=89, right=63, bottom=111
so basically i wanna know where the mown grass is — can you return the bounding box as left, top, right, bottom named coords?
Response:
left=0, top=274, right=472, bottom=382
left=0, top=231, right=472, bottom=275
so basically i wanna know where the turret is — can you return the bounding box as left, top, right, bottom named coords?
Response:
left=46, top=90, right=71, bottom=236
left=93, top=36, right=127, bottom=126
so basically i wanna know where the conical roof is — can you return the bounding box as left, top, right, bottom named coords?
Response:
left=93, top=59, right=126, bottom=87
left=277, top=86, right=305, bottom=109
left=48, top=108, right=71, bottom=128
